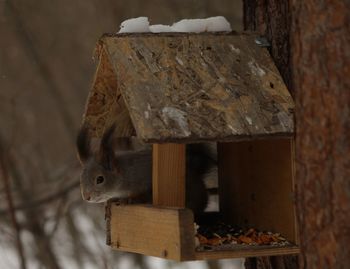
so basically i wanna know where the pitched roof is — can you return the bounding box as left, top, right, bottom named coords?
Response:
left=84, top=32, right=294, bottom=143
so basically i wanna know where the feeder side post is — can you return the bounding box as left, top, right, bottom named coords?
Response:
left=152, top=143, right=186, bottom=207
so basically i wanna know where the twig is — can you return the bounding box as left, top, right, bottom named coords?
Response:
left=0, top=143, right=62, bottom=269
left=48, top=195, right=68, bottom=237
left=0, top=180, right=80, bottom=215
left=4, top=0, right=76, bottom=137
left=0, top=148, right=27, bottom=269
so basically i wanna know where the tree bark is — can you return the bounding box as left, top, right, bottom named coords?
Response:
left=243, top=2, right=297, bottom=268
left=292, top=1, right=350, bottom=269
left=243, top=0, right=292, bottom=91
left=244, top=0, right=350, bottom=269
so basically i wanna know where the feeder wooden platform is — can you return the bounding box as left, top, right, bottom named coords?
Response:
left=105, top=138, right=298, bottom=261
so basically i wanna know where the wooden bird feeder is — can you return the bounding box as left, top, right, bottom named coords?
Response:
left=81, top=32, right=299, bottom=261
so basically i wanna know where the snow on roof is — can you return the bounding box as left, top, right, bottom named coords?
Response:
left=118, top=16, right=232, bottom=34
left=118, top=17, right=150, bottom=33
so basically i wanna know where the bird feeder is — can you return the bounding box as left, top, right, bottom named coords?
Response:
left=81, top=32, right=299, bottom=261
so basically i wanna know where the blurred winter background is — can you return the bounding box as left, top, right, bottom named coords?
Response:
left=0, top=0, right=242, bottom=268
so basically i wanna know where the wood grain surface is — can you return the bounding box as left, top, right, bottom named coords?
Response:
left=152, top=143, right=186, bottom=207
left=83, top=46, right=135, bottom=138
left=218, top=138, right=298, bottom=243
left=108, top=204, right=195, bottom=261
left=84, top=32, right=294, bottom=142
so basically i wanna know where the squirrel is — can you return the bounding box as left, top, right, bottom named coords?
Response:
left=76, top=123, right=215, bottom=214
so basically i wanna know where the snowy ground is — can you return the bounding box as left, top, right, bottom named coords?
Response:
left=0, top=203, right=244, bottom=269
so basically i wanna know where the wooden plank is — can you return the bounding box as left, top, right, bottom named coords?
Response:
left=195, top=245, right=300, bottom=260
left=108, top=204, right=195, bottom=261
left=291, top=138, right=299, bottom=245
left=99, top=32, right=294, bottom=143
left=152, top=143, right=186, bottom=207
left=218, top=138, right=298, bottom=243
left=82, top=46, right=135, bottom=138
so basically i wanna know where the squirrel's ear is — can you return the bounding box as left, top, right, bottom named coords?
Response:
left=76, top=124, right=91, bottom=164
left=98, top=123, right=117, bottom=169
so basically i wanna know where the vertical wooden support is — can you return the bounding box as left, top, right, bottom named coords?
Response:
left=152, top=143, right=186, bottom=207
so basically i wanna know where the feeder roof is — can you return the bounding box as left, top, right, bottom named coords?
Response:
left=84, top=32, right=294, bottom=143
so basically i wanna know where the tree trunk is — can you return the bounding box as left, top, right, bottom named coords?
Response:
left=244, top=0, right=350, bottom=269
left=243, top=2, right=297, bottom=268
left=243, top=0, right=292, bottom=91
left=292, top=1, right=350, bottom=269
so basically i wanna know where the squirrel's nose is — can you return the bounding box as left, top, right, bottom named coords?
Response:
left=84, top=192, right=91, bottom=201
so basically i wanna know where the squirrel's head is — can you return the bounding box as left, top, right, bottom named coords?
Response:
left=76, top=124, right=131, bottom=202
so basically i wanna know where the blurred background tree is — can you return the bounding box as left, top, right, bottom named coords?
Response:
left=0, top=1, right=243, bottom=268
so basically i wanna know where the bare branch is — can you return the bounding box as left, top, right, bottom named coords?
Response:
left=0, top=143, right=27, bottom=269
left=0, top=135, right=62, bottom=269
left=0, top=180, right=80, bottom=216
left=4, top=0, right=76, bottom=137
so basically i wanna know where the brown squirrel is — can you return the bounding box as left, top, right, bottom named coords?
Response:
left=76, top=124, right=215, bottom=214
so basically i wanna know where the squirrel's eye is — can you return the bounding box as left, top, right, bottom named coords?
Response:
left=96, top=175, right=105, bottom=185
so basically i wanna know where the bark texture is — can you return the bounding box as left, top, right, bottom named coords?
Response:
left=292, top=1, right=350, bottom=269
left=243, top=0, right=292, bottom=91
left=243, top=0, right=298, bottom=268
left=244, top=0, right=350, bottom=269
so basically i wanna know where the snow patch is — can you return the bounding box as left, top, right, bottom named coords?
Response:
left=161, top=107, right=190, bottom=136
left=176, top=56, right=184, bottom=65
left=205, top=16, right=232, bottom=32
left=144, top=103, right=152, bottom=119
left=245, top=116, right=253, bottom=125
left=118, top=16, right=231, bottom=33
left=172, top=17, right=231, bottom=33
left=149, top=24, right=172, bottom=33
left=144, top=111, right=150, bottom=119
left=118, top=17, right=150, bottom=33
left=248, top=60, right=266, bottom=77
left=229, top=44, right=240, bottom=54
left=228, top=124, right=237, bottom=133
